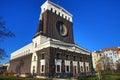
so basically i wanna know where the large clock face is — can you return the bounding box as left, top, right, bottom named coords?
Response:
left=56, top=21, right=68, bottom=36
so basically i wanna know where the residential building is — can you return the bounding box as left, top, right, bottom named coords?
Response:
left=92, top=47, right=120, bottom=71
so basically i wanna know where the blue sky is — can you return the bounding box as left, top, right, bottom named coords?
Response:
left=0, top=0, right=120, bottom=64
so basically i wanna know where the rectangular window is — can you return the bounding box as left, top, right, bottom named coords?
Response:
left=80, top=57, right=83, bottom=61
left=55, top=10, right=57, bottom=14
left=41, top=65, right=44, bottom=72
left=86, top=66, right=89, bottom=72
left=56, top=53, right=60, bottom=59
left=56, top=65, right=60, bottom=73
left=41, top=54, right=44, bottom=59
left=81, top=66, right=83, bottom=72
left=33, top=66, right=35, bottom=74
left=44, top=8, right=45, bottom=11
left=74, top=66, right=77, bottom=73
left=62, top=14, right=64, bottom=17
left=65, top=16, right=67, bottom=19
left=68, top=18, right=70, bottom=21
left=74, top=56, right=76, bottom=61
left=51, top=8, right=53, bottom=12
left=59, top=12, right=60, bottom=15
left=34, top=56, right=36, bottom=61
left=66, top=65, right=69, bottom=72
left=35, top=43, right=37, bottom=48
left=66, top=55, right=69, bottom=60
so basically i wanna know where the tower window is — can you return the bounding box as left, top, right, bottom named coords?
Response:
left=56, top=21, right=68, bottom=37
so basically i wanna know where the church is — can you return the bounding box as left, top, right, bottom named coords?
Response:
left=9, top=0, right=91, bottom=78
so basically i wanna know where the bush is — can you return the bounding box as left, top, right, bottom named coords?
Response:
left=4, top=71, right=15, bottom=76
left=77, top=75, right=98, bottom=80
left=102, top=75, right=120, bottom=80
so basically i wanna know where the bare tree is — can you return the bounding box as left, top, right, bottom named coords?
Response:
left=96, top=60, right=102, bottom=80
left=0, top=16, right=15, bottom=62
left=97, top=55, right=115, bottom=74
left=116, top=59, right=120, bottom=72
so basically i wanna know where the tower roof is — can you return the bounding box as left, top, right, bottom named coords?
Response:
left=40, top=0, right=72, bottom=22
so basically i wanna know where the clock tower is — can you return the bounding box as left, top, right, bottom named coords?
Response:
left=34, top=0, right=74, bottom=44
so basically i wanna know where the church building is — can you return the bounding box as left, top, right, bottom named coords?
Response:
left=9, top=0, right=91, bottom=78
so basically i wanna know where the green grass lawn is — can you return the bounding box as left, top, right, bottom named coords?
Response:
left=0, top=76, right=48, bottom=80
left=0, top=74, right=120, bottom=80
left=102, top=74, right=120, bottom=80
left=77, top=74, right=120, bottom=80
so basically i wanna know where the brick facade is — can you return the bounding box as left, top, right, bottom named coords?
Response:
left=35, top=47, right=91, bottom=77
left=9, top=54, right=32, bottom=75
left=34, top=10, right=74, bottom=44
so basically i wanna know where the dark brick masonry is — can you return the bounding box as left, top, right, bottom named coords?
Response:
left=36, top=47, right=91, bottom=77
left=34, top=10, right=74, bottom=44
left=9, top=47, right=91, bottom=77
left=9, top=54, right=32, bottom=75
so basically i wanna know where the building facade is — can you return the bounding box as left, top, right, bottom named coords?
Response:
left=9, top=0, right=91, bottom=78
left=92, top=47, right=120, bottom=71
left=92, top=51, right=101, bottom=70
